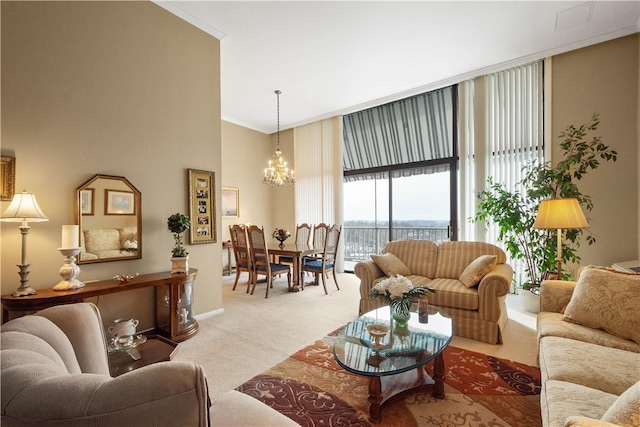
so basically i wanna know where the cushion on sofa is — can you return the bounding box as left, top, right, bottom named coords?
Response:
left=382, top=240, right=438, bottom=278
left=459, top=255, right=497, bottom=288
left=563, top=267, right=640, bottom=345
left=434, top=241, right=506, bottom=279
left=539, top=336, right=640, bottom=395
left=370, top=252, right=411, bottom=277
left=542, top=380, right=618, bottom=427
left=537, top=312, right=640, bottom=353
left=426, top=278, right=479, bottom=310
left=600, top=381, right=640, bottom=426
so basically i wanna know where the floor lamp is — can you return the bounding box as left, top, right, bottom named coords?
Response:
left=533, top=198, right=589, bottom=279
left=1, top=191, right=49, bottom=296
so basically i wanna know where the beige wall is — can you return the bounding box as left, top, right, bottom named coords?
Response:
left=1, top=1, right=222, bottom=326
left=220, top=123, right=295, bottom=243
left=551, top=34, right=639, bottom=267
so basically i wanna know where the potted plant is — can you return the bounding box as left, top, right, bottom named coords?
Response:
left=473, top=113, right=617, bottom=306
left=167, top=213, right=190, bottom=274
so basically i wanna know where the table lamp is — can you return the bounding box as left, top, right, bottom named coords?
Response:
left=1, top=191, right=49, bottom=296
left=533, top=198, right=589, bottom=279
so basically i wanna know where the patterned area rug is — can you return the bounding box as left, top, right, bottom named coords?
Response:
left=237, top=333, right=541, bottom=427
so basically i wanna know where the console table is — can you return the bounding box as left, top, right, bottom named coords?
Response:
left=1, top=269, right=199, bottom=342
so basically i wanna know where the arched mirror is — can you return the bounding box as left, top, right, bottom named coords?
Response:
left=76, top=174, right=142, bottom=264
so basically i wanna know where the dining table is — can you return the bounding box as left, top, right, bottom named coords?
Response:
left=267, top=242, right=323, bottom=292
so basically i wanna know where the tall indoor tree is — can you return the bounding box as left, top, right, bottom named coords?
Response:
left=473, top=113, right=617, bottom=290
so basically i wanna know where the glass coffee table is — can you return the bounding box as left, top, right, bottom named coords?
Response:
left=333, top=306, right=453, bottom=423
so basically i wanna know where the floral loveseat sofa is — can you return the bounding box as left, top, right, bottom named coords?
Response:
left=537, top=266, right=640, bottom=427
left=355, top=240, right=513, bottom=344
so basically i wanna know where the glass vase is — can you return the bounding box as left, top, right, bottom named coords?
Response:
left=390, top=299, right=411, bottom=328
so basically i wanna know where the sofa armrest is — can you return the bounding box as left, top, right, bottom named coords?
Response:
left=354, top=260, right=385, bottom=300
left=477, top=263, right=513, bottom=321
left=540, top=279, right=576, bottom=313
left=355, top=260, right=386, bottom=315
left=3, top=362, right=209, bottom=426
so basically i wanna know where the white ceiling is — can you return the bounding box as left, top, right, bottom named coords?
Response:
left=155, top=1, right=639, bottom=134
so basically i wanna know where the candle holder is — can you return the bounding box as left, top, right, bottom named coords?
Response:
left=53, top=247, right=85, bottom=291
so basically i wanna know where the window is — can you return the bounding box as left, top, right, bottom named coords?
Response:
left=342, top=86, right=457, bottom=270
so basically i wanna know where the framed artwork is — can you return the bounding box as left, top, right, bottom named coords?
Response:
left=1, top=156, right=16, bottom=201
left=221, top=187, right=239, bottom=217
left=105, top=190, right=135, bottom=215
left=80, top=188, right=95, bottom=215
left=543, top=270, right=559, bottom=281
left=188, top=168, right=216, bottom=244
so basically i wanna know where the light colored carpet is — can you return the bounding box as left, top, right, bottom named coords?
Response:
left=173, top=272, right=539, bottom=400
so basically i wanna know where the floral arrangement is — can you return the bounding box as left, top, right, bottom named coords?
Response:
left=370, top=274, right=435, bottom=310
left=120, top=239, right=138, bottom=254
left=272, top=228, right=291, bottom=242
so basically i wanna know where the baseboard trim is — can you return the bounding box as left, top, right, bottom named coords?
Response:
left=195, top=308, right=224, bottom=321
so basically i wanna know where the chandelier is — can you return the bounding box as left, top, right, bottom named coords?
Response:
left=263, top=90, right=295, bottom=187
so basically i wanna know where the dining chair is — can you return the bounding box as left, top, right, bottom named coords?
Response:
left=229, top=224, right=251, bottom=292
left=303, top=223, right=329, bottom=285
left=311, top=223, right=329, bottom=248
left=247, top=225, right=291, bottom=298
left=302, top=224, right=342, bottom=294
left=278, top=223, right=312, bottom=266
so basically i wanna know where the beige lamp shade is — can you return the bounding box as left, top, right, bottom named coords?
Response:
left=1, top=191, right=49, bottom=222
left=533, top=198, right=589, bottom=230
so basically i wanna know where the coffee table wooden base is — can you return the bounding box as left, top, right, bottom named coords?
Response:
left=368, top=352, right=445, bottom=423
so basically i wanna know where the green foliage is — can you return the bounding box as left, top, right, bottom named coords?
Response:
left=472, top=113, right=617, bottom=288
left=167, top=213, right=190, bottom=257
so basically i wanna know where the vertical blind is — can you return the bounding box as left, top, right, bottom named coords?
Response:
left=485, top=61, right=544, bottom=196
left=294, top=117, right=344, bottom=270
left=459, top=60, right=544, bottom=282
left=294, top=120, right=343, bottom=216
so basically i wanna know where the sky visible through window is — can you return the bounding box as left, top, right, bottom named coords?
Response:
left=344, top=172, right=450, bottom=223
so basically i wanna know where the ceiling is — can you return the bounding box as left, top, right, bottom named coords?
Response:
left=154, top=1, right=640, bottom=134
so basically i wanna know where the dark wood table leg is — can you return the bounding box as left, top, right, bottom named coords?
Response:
left=289, top=255, right=300, bottom=292
left=368, top=376, right=383, bottom=423
left=432, top=352, right=445, bottom=399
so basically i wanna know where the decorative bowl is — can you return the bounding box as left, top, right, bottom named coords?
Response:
left=366, top=324, right=390, bottom=338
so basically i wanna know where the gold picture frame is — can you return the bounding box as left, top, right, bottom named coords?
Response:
left=1, top=156, right=16, bottom=201
left=188, top=169, right=216, bottom=244
left=105, top=189, right=136, bottom=215
left=221, top=187, right=239, bottom=217
left=80, top=188, right=95, bottom=215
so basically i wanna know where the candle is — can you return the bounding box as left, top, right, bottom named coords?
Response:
left=61, top=225, right=79, bottom=248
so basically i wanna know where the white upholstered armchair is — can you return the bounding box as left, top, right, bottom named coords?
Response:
left=1, top=303, right=210, bottom=426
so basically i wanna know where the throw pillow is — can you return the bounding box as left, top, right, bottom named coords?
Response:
left=563, top=267, right=640, bottom=345
left=371, top=253, right=411, bottom=277
left=459, top=255, right=497, bottom=288
left=601, top=381, right=640, bottom=426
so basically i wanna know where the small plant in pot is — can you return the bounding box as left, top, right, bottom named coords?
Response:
left=167, top=213, right=190, bottom=274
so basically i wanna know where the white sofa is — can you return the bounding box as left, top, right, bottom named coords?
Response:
left=0, top=303, right=297, bottom=427
left=81, top=227, right=137, bottom=259
left=537, top=267, right=640, bottom=427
